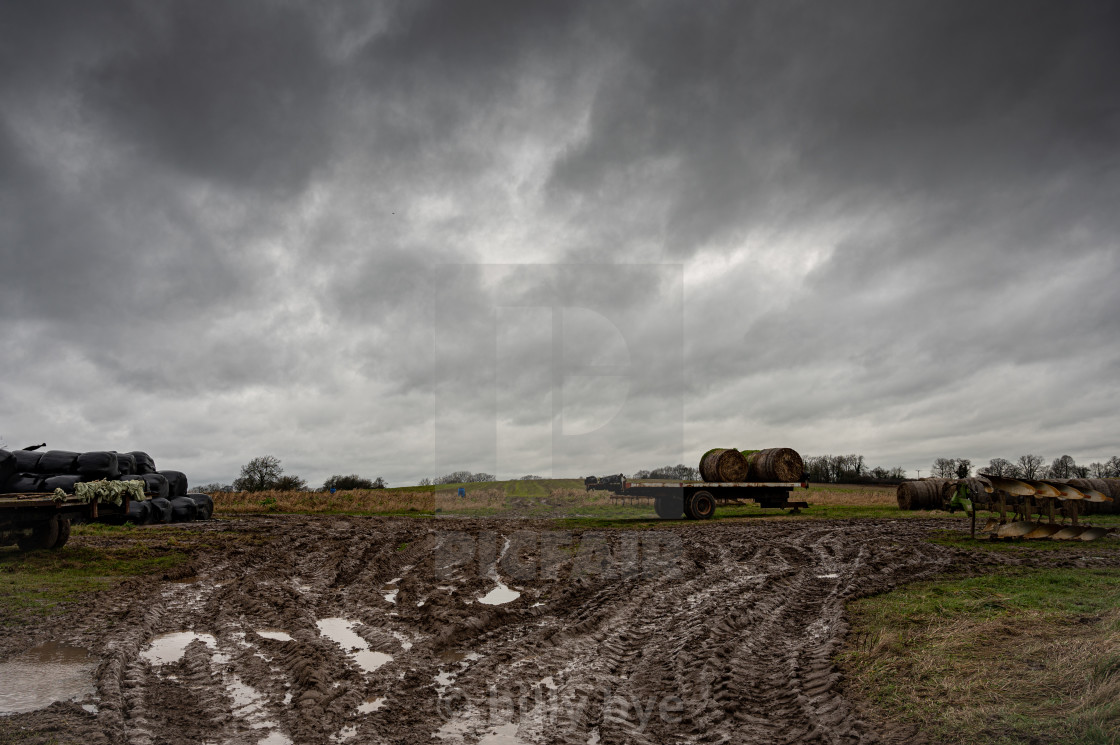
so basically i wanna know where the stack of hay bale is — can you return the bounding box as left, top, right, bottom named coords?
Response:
left=0, top=447, right=212, bottom=524
left=699, top=447, right=805, bottom=482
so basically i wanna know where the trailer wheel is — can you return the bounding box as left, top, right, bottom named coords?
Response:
left=17, top=515, right=60, bottom=551
left=51, top=517, right=71, bottom=550
left=654, top=495, right=683, bottom=519
left=685, top=491, right=716, bottom=520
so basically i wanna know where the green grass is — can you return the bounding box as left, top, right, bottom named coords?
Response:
left=0, top=541, right=190, bottom=627
left=840, top=568, right=1120, bottom=744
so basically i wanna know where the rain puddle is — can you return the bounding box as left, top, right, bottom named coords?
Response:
left=256, top=732, right=293, bottom=745
left=438, top=650, right=482, bottom=664
left=357, top=697, right=386, bottom=713
left=436, top=720, right=527, bottom=744
left=255, top=629, right=294, bottom=642
left=816, top=573, right=840, bottom=579
left=0, top=642, right=97, bottom=715
left=140, top=631, right=217, bottom=666
left=316, top=618, right=392, bottom=673
left=383, top=577, right=402, bottom=604
left=333, top=725, right=358, bottom=741
left=477, top=536, right=521, bottom=606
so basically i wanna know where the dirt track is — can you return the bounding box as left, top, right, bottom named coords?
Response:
left=5, top=515, right=1117, bottom=745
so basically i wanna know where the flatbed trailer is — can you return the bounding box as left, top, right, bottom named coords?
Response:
left=586, top=477, right=810, bottom=519
left=0, top=490, right=132, bottom=551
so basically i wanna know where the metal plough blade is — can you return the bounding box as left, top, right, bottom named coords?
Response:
left=980, top=518, right=999, bottom=533
left=1076, top=527, right=1114, bottom=541
left=1050, top=526, right=1089, bottom=540
left=997, top=521, right=1038, bottom=538
left=1022, top=523, right=1062, bottom=539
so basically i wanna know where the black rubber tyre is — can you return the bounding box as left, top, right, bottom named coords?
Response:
left=654, top=495, right=683, bottom=519
left=686, top=490, right=716, bottom=520
left=51, top=517, right=71, bottom=550
left=17, top=515, right=60, bottom=551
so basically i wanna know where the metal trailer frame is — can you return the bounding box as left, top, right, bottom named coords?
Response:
left=0, top=490, right=133, bottom=550
left=588, top=478, right=810, bottom=519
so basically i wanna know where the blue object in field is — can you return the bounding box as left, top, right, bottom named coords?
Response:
left=458, top=487, right=466, bottom=498
left=330, top=487, right=336, bottom=494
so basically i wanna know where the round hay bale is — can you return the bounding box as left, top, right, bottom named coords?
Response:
left=1097, top=478, right=1120, bottom=515
left=11, top=449, right=42, bottom=472
left=159, top=470, right=189, bottom=498
left=740, top=448, right=804, bottom=482
left=699, top=448, right=749, bottom=482
left=37, top=450, right=80, bottom=474
left=115, top=452, right=137, bottom=477
left=76, top=451, right=120, bottom=479
left=0, top=450, right=16, bottom=491
left=896, top=479, right=949, bottom=510
left=129, top=451, right=157, bottom=475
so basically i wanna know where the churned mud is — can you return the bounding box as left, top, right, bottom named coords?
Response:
left=2, top=515, right=1117, bottom=744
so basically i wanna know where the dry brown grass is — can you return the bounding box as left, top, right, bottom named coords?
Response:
left=212, top=489, right=434, bottom=515
left=807, top=484, right=898, bottom=507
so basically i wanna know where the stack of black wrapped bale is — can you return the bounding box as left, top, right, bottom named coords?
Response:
left=0, top=447, right=212, bottom=524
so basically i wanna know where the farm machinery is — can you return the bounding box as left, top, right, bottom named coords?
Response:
left=950, top=475, right=1115, bottom=541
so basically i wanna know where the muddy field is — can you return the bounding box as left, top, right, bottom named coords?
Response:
left=3, top=515, right=1118, bottom=745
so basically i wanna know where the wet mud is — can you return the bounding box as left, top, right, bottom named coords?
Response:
left=2, top=515, right=1117, bottom=744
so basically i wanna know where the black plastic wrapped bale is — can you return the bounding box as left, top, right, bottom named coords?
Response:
left=159, top=470, right=188, bottom=497
left=41, top=474, right=84, bottom=493
left=0, top=450, right=16, bottom=491
left=123, top=473, right=169, bottom=500
left=37, top=450, right=80, bottom=474
left=169, top=496, right=198, bottom=522
left=12, top=449, right=43, bottom=472
left=186, top=493, right=214, bottom=520
left=3, top=473, right=45, bottom=493
left=76, top=451, right=120, bottom=479
left=115, top=452, right=137, bottom=477
left=149, top=497, right=173, bottom=524
left=129, top=451, right=157, bottom=475
left=126, top=499, right=153, bottom=525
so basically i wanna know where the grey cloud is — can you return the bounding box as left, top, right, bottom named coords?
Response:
left=2, top=1, right=1118, bottom=484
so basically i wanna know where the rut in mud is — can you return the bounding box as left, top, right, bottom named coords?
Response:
left=6, top=516, right=1111, bottom=745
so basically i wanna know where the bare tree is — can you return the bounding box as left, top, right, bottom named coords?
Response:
left=1108, top=456, right=1120, bottom=477
left=418, top=477, right=432, bottom=486
left=931, top=458, right=957, bottom=479
left=1047, top=454, right=1076, bottom=480
left=233, top=455, right=284, bottom=492
left=1016, top=454, right=1045, bottom=480
left=982, top=458, right=1015, bottom=477
left=954, top=458, right=972, bottom=479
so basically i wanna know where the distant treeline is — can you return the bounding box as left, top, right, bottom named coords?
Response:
left=803, top=455, right=907, bottom=484
left=935, top=455, right=1120, bottom=480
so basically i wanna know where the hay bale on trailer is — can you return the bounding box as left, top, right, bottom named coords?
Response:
left=896, top=479, right=950, bottom=510
left=740, top=448, right=804, bottom=482
left=699, top=448, right=749, bottom=482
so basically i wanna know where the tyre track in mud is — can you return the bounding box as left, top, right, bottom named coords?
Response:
left=6, top=516, right=1118, bottom=745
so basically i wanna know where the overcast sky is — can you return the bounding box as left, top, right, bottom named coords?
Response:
left=2, top=1, right=1118, bottom=487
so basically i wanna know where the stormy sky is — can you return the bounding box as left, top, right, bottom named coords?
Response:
left=2, top=1, right=1118, bottom=487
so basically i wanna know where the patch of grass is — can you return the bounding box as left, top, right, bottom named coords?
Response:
left=840, top=568, right=1120, bottom=744
left=0, top=543, right=190, bottom=627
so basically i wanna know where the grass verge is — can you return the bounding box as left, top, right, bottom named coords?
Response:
left=839, top=568, right=1120, bottom=744
left=0, top=537, right=190, bottom=627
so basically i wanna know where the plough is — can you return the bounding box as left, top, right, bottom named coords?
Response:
left=951, top=475, right=1115, bottom=541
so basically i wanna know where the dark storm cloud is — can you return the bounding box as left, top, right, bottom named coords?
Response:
left=1, top=1, right=1117, bottom=484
